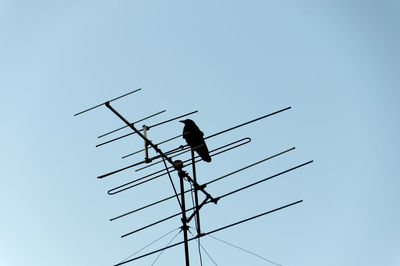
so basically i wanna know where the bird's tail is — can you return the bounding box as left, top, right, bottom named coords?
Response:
left=196, top=145, right=212, bottom=163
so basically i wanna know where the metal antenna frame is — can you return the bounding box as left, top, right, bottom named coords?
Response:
left=75, top=89, right=313, bottom=266
left=104, top=102, right=217, bottom=266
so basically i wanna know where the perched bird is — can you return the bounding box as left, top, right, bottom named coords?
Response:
left=180, top=119, right=212, bottom=162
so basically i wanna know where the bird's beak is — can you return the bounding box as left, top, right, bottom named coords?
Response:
left=179, top=120, right=185, bottom=123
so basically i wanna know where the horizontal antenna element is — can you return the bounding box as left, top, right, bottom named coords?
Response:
left=121, top=133, right=184, bottom=159
left=73, top=88, right=141, bottom=116
left=205, top=106, right=291, bottom=140
left=97, top=110, right=166, bottom=138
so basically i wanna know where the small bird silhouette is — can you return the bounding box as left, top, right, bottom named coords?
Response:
left=180, top=119, right=211, bottom=162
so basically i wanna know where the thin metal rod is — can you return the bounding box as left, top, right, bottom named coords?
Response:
left=205, top=147, right=295, bottom=186
left=205, top=107, right=291, bottom=140
left=114, top=200, right=303, bottom=266
left=98, top=110, right=166, bottom=139
left=187, top=197, right=208, bottom=224
left=99, top=151, right=170, bottom=179
left=97, top=159, right=148, bottom=179
left=96, top=110, right=198, bottom=147
left=162, top=157, right=182, bottom=209
left=96, top=131, right=135, bottom=148
left=107, top=138, right=251, bottom=195
left=179, top=171, right=190, bottom=266
left=120, top=160, right=311, bottom=236
left=121, top=134, right=184, bottom=159
left=99, top=149, right=182, bottom=179
left=73, top=88, right=141, bottom=116
left=109, top=148, right=293, bottom=221
left=149, top=110, right=197, bottom=129
left=218, top=160, right=313, bottom=200
left=191, top=149, right=201, bottom=236
left=143, top=125, right=149, bottom=161
left=207, top=200, right=303, bottom=235
left=104, top=103, right=215, bottom=202
left=134, top=143, right=199, bottom=172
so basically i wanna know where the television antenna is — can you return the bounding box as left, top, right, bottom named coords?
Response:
left=74, top=88, right=313, bottom=265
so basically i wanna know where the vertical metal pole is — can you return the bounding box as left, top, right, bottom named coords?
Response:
left=178, top=171, right=190, bottom=266
left=143, top=125, right=149, bottom=162
left=191, top=150, right=201, bottom=236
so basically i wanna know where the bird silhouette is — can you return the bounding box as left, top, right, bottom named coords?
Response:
left=180, top=119, right=211, bottom=162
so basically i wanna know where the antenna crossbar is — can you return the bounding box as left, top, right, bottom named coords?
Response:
left=73, top=88, right=141, bottom=116
left=206, top=107, right=292, bottom=141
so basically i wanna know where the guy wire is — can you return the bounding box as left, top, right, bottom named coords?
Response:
left=188, top=230, right=218, bottom=266
left=118, top=227, right=180, bottom=265
left=150, top=229, right=182, bottom=266
left=208, top=235, right=283, bottom=266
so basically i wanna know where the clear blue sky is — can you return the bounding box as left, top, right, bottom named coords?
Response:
left=1, top=1, right=399, bottom=266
